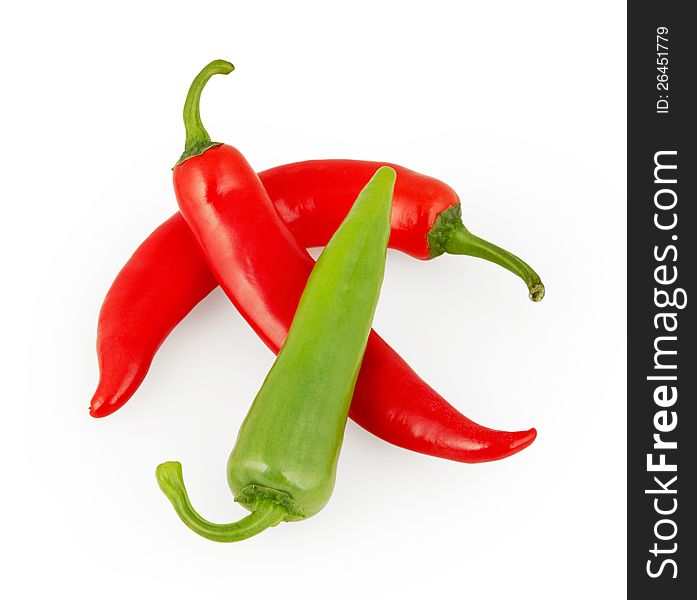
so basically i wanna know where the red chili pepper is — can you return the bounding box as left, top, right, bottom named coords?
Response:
left=91, top=60, right=541, bottom=463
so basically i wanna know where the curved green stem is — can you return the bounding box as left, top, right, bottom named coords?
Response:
left=445, top=227, right=545, bottom=301
left=156, top=462, right=286, bottom=543
left=177, top=59, right=234, bottom=165
left=428, top=205, right=545, bottom=302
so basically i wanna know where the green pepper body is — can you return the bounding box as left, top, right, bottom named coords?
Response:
left=229, top=167, right=395, bottom=519
left=157, top=166, right=395, bottom=541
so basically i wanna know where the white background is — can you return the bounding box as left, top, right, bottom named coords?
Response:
left=5, top=1, right=626, bottom=598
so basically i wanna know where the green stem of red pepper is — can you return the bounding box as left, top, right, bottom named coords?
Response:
left=177, top=59, right=234, bottom=165
left=428, top=204, right=545, bottom=301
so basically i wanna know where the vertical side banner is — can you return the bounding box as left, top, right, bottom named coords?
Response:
left=628, top=2, right=695, bottom=595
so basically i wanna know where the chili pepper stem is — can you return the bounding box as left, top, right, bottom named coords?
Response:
left=156, top=462, right=287, bottom=542
left=445, top=227, right=545, bottom=302
left=177, top=59, right=235, bottom=165
left=428, top=205, right=545, bottom=302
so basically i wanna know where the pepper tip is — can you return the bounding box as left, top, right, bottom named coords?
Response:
left=512, top=427, right=537, bottom=452
left=89, top=394, right=105, bottom=418
left=89, top=388, right=116, bottom=418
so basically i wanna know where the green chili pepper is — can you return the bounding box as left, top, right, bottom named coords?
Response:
left=156, top=166, right=396, bottom=542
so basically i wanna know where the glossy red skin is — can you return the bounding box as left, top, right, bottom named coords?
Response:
left=93, top=215, right=216, bottom=411
left=91, top=154, right=535, bottom=462
left=265, top=160, right=458, bottom=259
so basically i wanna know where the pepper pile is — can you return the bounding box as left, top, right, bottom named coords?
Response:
left=91, top=60, right=545, bottom=542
